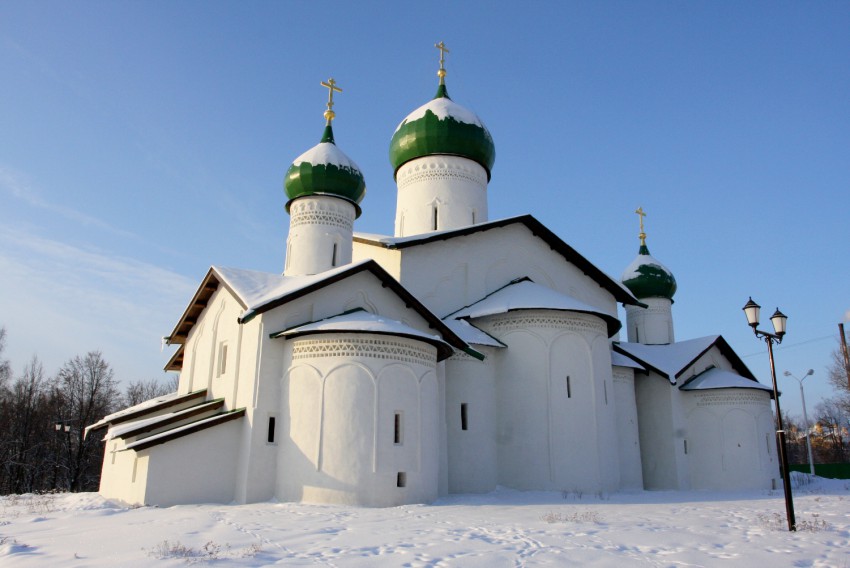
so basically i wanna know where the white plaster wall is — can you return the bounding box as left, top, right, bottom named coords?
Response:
left=389, top=224, right=620, bottom=322
left=141, top=419, right=243, bottom=506
left=285, top=195, right=356, bottom=276
left=634, top=373, right=684, bottom=489
left=445, top=348, right=497, bottom=494
left=683, top=389, right=775, bottom=490
left=625, top=298, right=674, bottom=345
left=351, top=242, right=402, bottom=280
left=394, top=155, right=488, bottom=237
left=613, top=367, right=644, bottom=490
left=99, top=438, right=147, bottom=505
left=475, top=310, right=616, bottom=493
left=278, top=333, right=440, bottom=506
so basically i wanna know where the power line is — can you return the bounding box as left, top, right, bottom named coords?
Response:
left=741, top=334, right=836, bottom=358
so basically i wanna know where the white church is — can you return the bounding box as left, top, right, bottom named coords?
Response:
left=88, top=46, right=779, bottom=507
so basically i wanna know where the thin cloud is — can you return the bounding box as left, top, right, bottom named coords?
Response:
left=0, top=165, right=140, bottom=240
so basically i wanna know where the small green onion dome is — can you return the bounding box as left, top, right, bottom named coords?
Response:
left=621, top=243, right=677, bottom=300
left=284, top=125, right=366, bottom=217
left=389, top=84, right=495, bottom=180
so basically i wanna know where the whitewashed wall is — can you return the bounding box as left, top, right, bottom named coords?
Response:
left=394, top=155, right=488, bottom=237
left=625, top=297, right=674, bottom=345
left=445, top=347, right=498, bottom=493
left=278, top=332, right=440, bottom=506
left=682, top=389, right=775, bottom=490
left=473, top=309, right=619, bottom=493
left=612, top=366, right=644, bottom=490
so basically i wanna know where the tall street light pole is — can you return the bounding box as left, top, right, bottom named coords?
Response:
left=742, top=297, right=796, bottom=531
left=783, top=369, right=815, bottom=476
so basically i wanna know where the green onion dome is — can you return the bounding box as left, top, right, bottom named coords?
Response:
left=284, top=125, right=366, bottom=217
left=621, top=243, right=677, bottom=300
left=389, top=84, right=495, bottom=180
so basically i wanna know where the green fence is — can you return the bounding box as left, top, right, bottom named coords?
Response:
left=789, top=463, right=850, bottom=479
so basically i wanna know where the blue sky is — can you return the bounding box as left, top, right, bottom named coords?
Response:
left=1, top=1, right=848, bottom=417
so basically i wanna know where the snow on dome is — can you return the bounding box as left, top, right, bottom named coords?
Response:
left=285, top=125, right=366, bottom=210
left=389, top=87, right=495, bottom=177
left=448, top=278, right=621, bottom=337
left=394, top=97, right=485, bottom=133
left=292, top=141, right=362, bottom=171
left=621, top=246, right=677, bottom=300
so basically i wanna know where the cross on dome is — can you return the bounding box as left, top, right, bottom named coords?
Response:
left=321, top=78, right=342, bottom=125
left=435, top=41, right=449, bottom=84
left=635, top=206, right=647, bottom=246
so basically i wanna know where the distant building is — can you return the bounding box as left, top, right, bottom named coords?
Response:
left=88, top=47, right=777, bottom=507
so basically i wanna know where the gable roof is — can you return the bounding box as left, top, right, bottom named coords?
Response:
left=613, top=335, right=756, bottom=385
left=679, top=367, right=773, bottom=395
left=166, top=259, right=473, bottom=358
left=354, top=215, right=643, bottom=307
left=446, top=277, right=622, bottom=337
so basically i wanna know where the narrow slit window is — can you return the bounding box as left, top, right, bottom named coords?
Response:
left=635, top=327, right=640, bottom=343
left=217, top=343, right=228, bottom=377
left=461, top=403, right=469, bottom=431
left=471, top=209, right=476, bottom=224
left=394, top=412, right=403, bottom=445
left=433, top=206, right=438, bottom=230
left=331, top=243, right=338, bottom=267
left=684, top=439, right=688, bottom=454
left=267, top=416, right=276, bottom=444
left=397, top=472, right=407, bottom=488
left=604, top=381, right=608, bottom=405
left=566, top=376, right=572, bottom=398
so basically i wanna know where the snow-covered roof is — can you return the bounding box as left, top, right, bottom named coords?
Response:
left=124, top=408, right=245, bottom=452
left=441, top=318, right=505, bottom=348
left=611, top=350, right=645, bottom=370
left=102, top=399, right=225, bottom=442
left=270, top=309, right=456, bottom=361
left=214, top=261, right=371, bottom=321
left=84, top=389, right=202, bottom=437
left=167, top=260, right=472, bottom=359
left=354, top=215, right=642, bottom=307
left=447, top=278, right=621, bottom=337
left=679, top=367, right=773, bottom=393
left=614, top=335, right=756, bottom=385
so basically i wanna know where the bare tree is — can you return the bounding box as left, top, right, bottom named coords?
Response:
left=123, top=376, right=178, bottom=407
left=0, top=327, right=11, bottom=393
left=813, top=398, right=849, bottom=463
left=0, top=356, right=53, bottom=494
left=53, top=352, right=120, bottom=491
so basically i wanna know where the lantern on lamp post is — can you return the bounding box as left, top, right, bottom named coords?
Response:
left=742, top=297, right=795, bottom=531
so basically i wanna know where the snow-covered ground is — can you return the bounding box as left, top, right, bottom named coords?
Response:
left=2, top=475, right=848, bottom=567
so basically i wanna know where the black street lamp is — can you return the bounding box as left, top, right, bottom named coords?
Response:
left=742, top=297, right=795, bottom=531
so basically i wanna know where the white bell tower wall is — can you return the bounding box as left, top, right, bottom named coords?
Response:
left=625, top=297, right=674, bottom=345
left=394, top=155, right=488, bottom=237
left=284, top=195, right=356, bottom=276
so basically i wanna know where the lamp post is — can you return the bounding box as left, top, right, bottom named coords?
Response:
left=783, top=369, right=815, bottom=476
left=742, top=297, right=796, bottom=531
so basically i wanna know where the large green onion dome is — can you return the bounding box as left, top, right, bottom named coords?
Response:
left=389, top=84, right=495, bottom=180
left=621, top=242, right=677, bottom=300
left=284, top=124, right=366, bottom=217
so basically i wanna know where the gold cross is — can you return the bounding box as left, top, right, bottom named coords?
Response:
left=635, top=206, right=647, bottom=245
left=435, top=41, right=450, bottom=84
left=321, top=78, right=342, bottom=124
